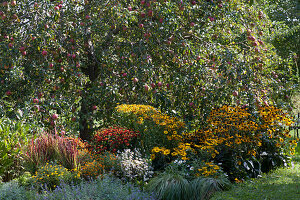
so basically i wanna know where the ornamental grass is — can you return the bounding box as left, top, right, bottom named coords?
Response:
left=24, top=133, right=84, bottom=173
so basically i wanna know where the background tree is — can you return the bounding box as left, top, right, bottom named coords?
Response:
left=260, top=0, right=299, bottom=83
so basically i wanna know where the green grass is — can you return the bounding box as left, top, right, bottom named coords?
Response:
left=211, top=151, right=300, bottom=200
left=211, top=158, right=300, bottom=200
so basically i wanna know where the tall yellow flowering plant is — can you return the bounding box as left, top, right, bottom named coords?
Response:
left=114, top=104, right=185, bottom=158
left=150, top=105, right=297, bottom=181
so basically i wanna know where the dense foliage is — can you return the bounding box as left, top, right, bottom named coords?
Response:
left=0, top=0, right=295, bottom=140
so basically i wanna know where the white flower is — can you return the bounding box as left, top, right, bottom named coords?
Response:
left=117, top=148, right=153, bottom=181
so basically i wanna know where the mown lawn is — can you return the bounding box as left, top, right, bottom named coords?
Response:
left=211, top=151, right=300, bottom=200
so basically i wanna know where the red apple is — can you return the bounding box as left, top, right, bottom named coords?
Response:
left=33, top=98, right=39, bottom=104
left=52, top=114, right=58, bottom=120
left=11, top=14, right=18, bottom=20
left=191, top=1, right=196, bottom=5
left=139, top=24, right=144, bottom=28
left=19, top=46, right=26, bottom=52
left=38, top=92, right=43, bottom=98
left=233, top=91, right=238, bottom=96
left=157, top=82, right=162, bottom=87
left=190, top=22, right=195, bottom=27
left=8, top=43, right=13, bottom=48
left=133, top=77, right=138, bottom=83
left=144, top=84, right=149, bottom=91
left=42, top=50, right=47, bottom=56
left=92, top=105, right=98, bottom=110
left=248, top=36, right=256, bottom=41
left=6, top=90, right=12, bottom=96
left=11, top=1, right=16, bottom=6
left=71, top=117, right=76, bottom=122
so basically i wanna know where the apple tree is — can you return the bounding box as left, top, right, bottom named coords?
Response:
left=0, top=0, right=293, bottom=140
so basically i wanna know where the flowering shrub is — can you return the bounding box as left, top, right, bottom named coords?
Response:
left=80, top=152, right=121, bottom=180
left=29, top=163, right=81, bottom=190
left=115, top=104, right=185, bottom=132
left=117, top=149, right=153, bottom=182
left=80, top=160, right=104, bottom=179
left=150, top=105, right=297, bottom=181
left=89, top=127, right=140, bottom=154
left=114, top=104, right=185, bottom=155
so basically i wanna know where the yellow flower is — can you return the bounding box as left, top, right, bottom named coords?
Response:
left=152, top=147, right=160, bottom=153
left=171, top=151, right=178, bottom=156
left=150, top=154, right=155, bottom=160
left=163, top=149, right=170, bottom=155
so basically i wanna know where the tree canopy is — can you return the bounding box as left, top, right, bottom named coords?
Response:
left=0, top=0, right=294, bottom=140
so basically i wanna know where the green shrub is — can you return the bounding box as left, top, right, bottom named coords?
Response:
left=0, top=117, right=31, bottom=182
left=16, top=172, right=32, bottom=188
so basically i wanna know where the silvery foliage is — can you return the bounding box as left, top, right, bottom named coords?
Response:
left=117, top=149, right=154, bottom=182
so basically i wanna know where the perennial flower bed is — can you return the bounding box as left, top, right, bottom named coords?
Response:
left=0, top=104, right=297, bottom=200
